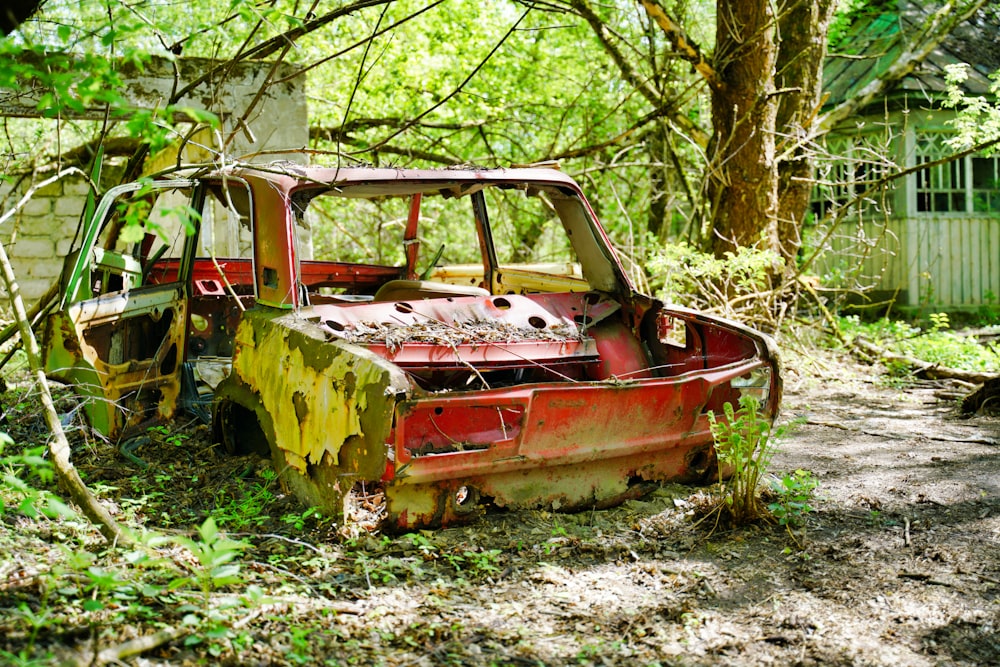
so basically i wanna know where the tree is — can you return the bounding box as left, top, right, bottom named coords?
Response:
left=704, top=0, right=781, bottom=258
left=5, top=0, right=994, bottom=281
left=0, top=0, right=43, bottom=35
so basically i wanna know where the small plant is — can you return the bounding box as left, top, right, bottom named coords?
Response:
left=708, top=394, right=796, bottom=525
left=0, top=437, right=76, bottom=520
left=212, top=471, right=277, bottom=530
left=928, top=311, right=950, bottom=333
left=461, top=548, right=502, bottom=578
left=170, top=517, right=248, bottom=600
left=281, top=506, right=320, bottom=531
left=147, top=424, right=189, bottom=447
left=768, top=469, right=818, bottom=529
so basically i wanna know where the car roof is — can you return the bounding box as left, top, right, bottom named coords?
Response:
left=198, top=163, right=584, bottom=195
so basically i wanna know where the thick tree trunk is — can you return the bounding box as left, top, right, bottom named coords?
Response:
left=707, top=0, right=780, bottom=258
left=775, top=0, right=836, bottom=261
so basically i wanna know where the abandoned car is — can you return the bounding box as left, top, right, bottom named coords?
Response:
left=41, top=163, right=781, bottom=529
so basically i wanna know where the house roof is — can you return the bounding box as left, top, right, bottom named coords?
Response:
left=823, top=0, right=1000, bottom=110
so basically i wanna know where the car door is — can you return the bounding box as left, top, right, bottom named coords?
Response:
left=42, top=179, right=202, bottom=438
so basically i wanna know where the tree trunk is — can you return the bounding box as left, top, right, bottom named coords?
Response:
left=775, top=0, right=836, bottom=262
left=707, top=0, right=780, bottom=258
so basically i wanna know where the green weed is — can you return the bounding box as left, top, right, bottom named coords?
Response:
left=708, top=395, right=798, bottom=525
left=147, top=424, right=189, bottom=447
left=838, top=314, right=1000, bottom=376
left=212, top=470, right=277, bottom=530
left=768, top=469, right=819, bottom=529
left=0, top=436, right=76, bottom=521
left=170, top=516, right=249, bottom=599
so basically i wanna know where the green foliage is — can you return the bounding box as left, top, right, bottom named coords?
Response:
left=943, top=64, right=1000, bottom=153
left=768, top=470, right=819, bottom=528
left=1, top=445, right=263, bottom=661
left=838, top=314, right=1000, bottom=375
left=708, top=395, right=798, bottom=526
left=281, top=506, right=320, bottom=531
left=648, top=242, right=782, bottom=327
left=147, top=423, right=189, bottom=448
left=0, top=436, right=76, bottom=520
left=0, top=41, right=217, bottom=160
left=170, top=517, right=247, bottom=604
left=828, top=0, right=898, bottom=52
left=211, top=472, right=276, bottom=531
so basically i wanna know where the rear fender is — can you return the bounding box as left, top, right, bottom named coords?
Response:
left=217, top=308, right=410, bottom=516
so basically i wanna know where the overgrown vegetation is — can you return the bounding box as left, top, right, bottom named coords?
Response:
left=837, top=312, right=1000, bottom=377
left=0, top=0, right=998, bottom=663
left=707, top=395, right=808, bottom=528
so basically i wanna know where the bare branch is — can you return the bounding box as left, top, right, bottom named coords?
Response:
left=310, top=126, right=461, bottom=165
left=569, top=0, right=708, bottom=145
left=169, top=0, right=397, bottom=105
left=637, top=0, right=725, bottom=93
left=355, top=7, right=532, bottom=156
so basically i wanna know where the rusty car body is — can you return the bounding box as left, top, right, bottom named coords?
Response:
left=42, top=162, right=781, bottom=529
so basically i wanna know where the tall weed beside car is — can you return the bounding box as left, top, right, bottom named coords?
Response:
left=708, top=395, right=802, bottom=526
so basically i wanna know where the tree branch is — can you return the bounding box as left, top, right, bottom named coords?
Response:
left=355, top=7, right=532, bottom=156
left=638, top=0, right=725, bottom=93
left=311, top=126, right=463, bottom=165
left=0, top=169, right=130, bottom=546
left=169, top=0, right=397, bottom=105
left=569, top=0, right=708, bottom=146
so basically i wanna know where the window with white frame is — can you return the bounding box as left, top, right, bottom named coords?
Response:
left=810, top=134, right=894, bottom=220
left=914, top=132, right=1000, bottom=214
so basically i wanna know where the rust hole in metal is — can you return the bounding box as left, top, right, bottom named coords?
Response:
left=453, top=486, right=479, bottom=514
left=688, top=447, right=709, bottom=473
left=584, top=292, right=601, bottom=305
left=528, top=316, right=547, bottom=329
left=574, top=314, right=593, bottom=325
left=324, top=320, right=345, bottom=331
left=493, top=297, right=512, bottom=310
left=394, top=302, right=414, bottom=314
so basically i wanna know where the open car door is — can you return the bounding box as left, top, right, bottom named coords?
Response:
left=42, top=179, right=201, bottom=439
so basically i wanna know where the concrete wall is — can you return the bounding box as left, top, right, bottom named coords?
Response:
left=0, top=56, right=308, bottom=303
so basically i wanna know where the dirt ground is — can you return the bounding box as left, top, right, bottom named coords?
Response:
left=1, top=349, right=998, bottom=666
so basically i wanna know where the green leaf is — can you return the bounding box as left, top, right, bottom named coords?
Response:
left=198, top=516, right=219, bottom=544
left=43, top=497, right=78, bottom=520
left=117, top=223, right=147, bottom=244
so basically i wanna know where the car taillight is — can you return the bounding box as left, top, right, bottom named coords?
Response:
left=731, top=366, right=773, bottom=412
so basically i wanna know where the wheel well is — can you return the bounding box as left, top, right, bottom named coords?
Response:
left=215, top=397, right=271, bottom=457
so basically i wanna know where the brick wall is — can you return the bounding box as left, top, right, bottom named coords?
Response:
left=0, top=174, right=99, bottom=301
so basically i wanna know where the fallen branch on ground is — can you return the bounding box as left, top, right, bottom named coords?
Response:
left=806, top=419, right=999, bottom=446
left=852, top=336, right=999, bottom=385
